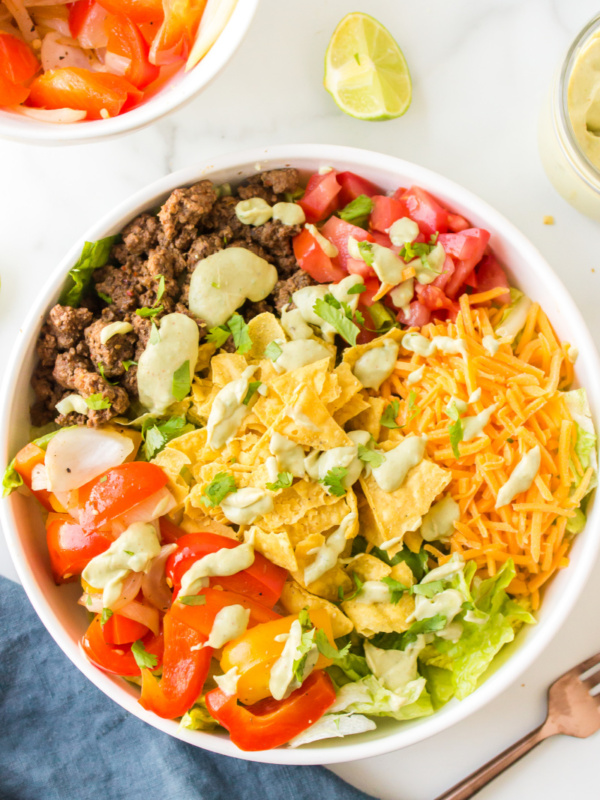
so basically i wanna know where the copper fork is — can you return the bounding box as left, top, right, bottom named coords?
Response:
left=435, top=652, right=600, bottom=800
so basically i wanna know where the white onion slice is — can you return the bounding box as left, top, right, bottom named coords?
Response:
left=110, top=571, right=143, bottom=611
left=46, top=427, right=134, bottom=493
left=186, top=0, right=238, bottom=71
left=78, top=594, right=159, bottom=635
left=9, top=106, right=87, bottom=123
left=41, top=31, right=91, bottom=71
left=4, top=0, right=38, bottom=42
left=104, top=51, right=131, bottom=76
left=31, top=463, right=49, bottom=491
left=110, top=487, right=176, bottom=536
left=142, top=544, right=177, bottom=612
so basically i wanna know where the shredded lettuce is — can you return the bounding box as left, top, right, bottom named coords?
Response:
left=180, top=699, right=219, bottom=731
left=329, top=673, right=433, bottom=722
left=59, top=236, right=117, bottom=307
left=494, top=289, right=532, bottom=342
left=564, top=388, right=598, bottom=496
left=288, top=713, right=376, bottom=747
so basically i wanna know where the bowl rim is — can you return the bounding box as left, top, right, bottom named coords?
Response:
left=0, top=0, right=260, bottom=145
left=2, top=143, right=600, bottom=765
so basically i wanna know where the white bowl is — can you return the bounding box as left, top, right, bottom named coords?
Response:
left=0, top=1, right=259, bottom=146
left=2, top=144, right=599, bottom=765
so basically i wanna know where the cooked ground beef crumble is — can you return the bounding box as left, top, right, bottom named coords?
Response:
left=31, top=168, right=315, bottom=428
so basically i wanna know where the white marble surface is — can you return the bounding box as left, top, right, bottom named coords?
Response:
left=2, top=0, right=600, bottom=797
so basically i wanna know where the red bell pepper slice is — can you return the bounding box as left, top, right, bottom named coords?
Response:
left=139, top=613, right=212, bottom=719
left=82, top=615, right=163, bottom=676
left=46, top=513, right=112, bottom=583
left=13, top=442, right=54, bottom=511
left=105, top=12, right=160, bottom=88
left=102, top=613, right=149, bottom=645
left=166, top=532, right=287, bottom=607
left=205, top=670, right=336, bottom=751
left=170, top=587, right=280, bottom=636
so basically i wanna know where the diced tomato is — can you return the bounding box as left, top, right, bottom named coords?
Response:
left=82, top=615, right=163, bottom=676
left=0, top=33, right=39, bottom=106
left=205, top=670, right=336, bottom=751
left=431, top=254, right=456, bottom=292
left=397, top=300, right=431, bottom=327
left=320, top=215, right=373, bottom=270
left=336, top=171, right=380, bottom=206
left=369, top=229, right=401, bottom=256
left=473, top=253, right=510, bottom=303
left=357, top=277, right=382, bottom=307
left=438, top=228, right=491, bottom=298
left=149, top=0, right=207, bottom=66
left=76, top=462, right=168, bottom=531
left=159, top=517, right=186, bottom=545
left=346, top=257, right=375, bottom=280
left=102, top=613, right=149, bottom=645
left=220, top=610, right=334, bottom=706
left=166, top=532, right=287, bottom=607
left=292, top=228, right=345, bottom=283
left=415, top=283, right=453, bottom=311
left=298, top=171, right=342, bottom=223
left=398, top=186, right=449, bottom=236
left=46, top=513, right=111, bottom=583
left=105, top=13, right=159, bottom=88
left=97, top=0, right=164, bottom=24
left=139, top=613, right=212, bottom=719
left=13, top=442, right=54, bottom=511
left=369, top=195, right=408, bottom=233
left=170, top=587, right=281, bottom=639
left=447, top=212, right=471, bottom=232
left=27, top=68, right=142, bottom=119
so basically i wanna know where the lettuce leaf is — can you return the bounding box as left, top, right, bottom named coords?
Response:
left=59, top=236, right=117, bottom=307
left=2, top=458, right=22, bottom=498
left=564, top=388, right=598, bottom=496
left=329, top=674, right=433, bottom=722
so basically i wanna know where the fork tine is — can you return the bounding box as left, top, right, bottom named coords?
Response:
left=576, top=652, right=600, bottom=678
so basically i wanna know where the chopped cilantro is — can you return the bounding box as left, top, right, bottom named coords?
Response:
left=380, top=576, right=409, bottom=603
left=347, top=283, right=366, bottom=295
left=264, top=341, right=283, bottom=361
left=266, top=471, right=293, bottom=492
left=131, top=639, right=158, bottom=670
left=227, top=313, right=252, bottom=355
left=59, top=236, right=117, bottom=307
left=320, top=466, right=348, bottom=497
left=315, top=629, right=351, bottom=660
left=357, top=444, right=385, bottom=468
left=354, top=52, right=360, bottom=65
left=243, top=381, right=262, bottom=405
left=97, top=291, right=113, bottom=305
left=446, top=402, right=464, bottom=458
left=124, top=550, right=134, bottom=556
left=200, top=472, right=237, bottom=508
left=357, top=241, right=375, bottom=266
left=122, top=360, right=137, bottom=372
left=399, top=240, right=435, bottom=263
left=155, top=274, right=165, bottom=303
left=97, top=362, right=117, bottom=385
left=150, top=322, right=160, bottom=345
left=206, top=325, right=230, bottom=348
left=85, top=394, right=111, bottom=410
left=380, top=399, right=401, bottom=429
left=313, top=296, right=360, bottom=346
left=338, top=194, right=374, bottom=228
left=172, top=360, right=191, bottom=402
left=292, top=610, right=317, bottom=683
left=99, top=476, right=107, bottom=483
left=340, top=571, right=363, bottom=602
left=178, top=595, right=207, bottom=606
left=136, top=305, right=163, bottom=318
left=179, top=465, right=193, bottom=484
left=142, top=415, right=194, bottom=460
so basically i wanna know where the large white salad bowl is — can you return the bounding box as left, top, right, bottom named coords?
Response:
left=1, top=144, right=599, bottom=764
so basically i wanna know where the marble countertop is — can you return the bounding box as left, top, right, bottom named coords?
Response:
left=2, top=0, right=600, bottom=797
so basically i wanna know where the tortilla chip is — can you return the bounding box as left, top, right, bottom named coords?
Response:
left=246, top=313, right=286, bottom=360
left=360, top=456, right=451, bottom=557
left=390, top=561, right=415, bottom=586
left=293, top=532, right=353, bottom=601
left=327, top=362, right=363, bottom=414
left=210, top=353, right=249, bottom=386
left=257, top=479, right=340, bottom=532
left=280, top=579, right=354, bottom=638
left=245, top=526, right=298, bottom=571
left=333, top=394, right=371, bottom=426
left=273, top=384, right=352, bottom=450
left=252, top=391, right=285, bottom=429
left=195, top=342, right=216, bottom=373
left=348, top=553, right=391, bottom=582
left=269, top=358, right=332, bottom=402
left=151, top=447, right=192, bottom=511
left=341, top=328, right=403, bottom=371
left=285, top=497, right=354, bottom=547
left=190, top=378, right=218, bottom=423
left=346, top=396, right=387, bottom=442
left=404, top=530, right=423, bottom=553
left=179, top=512, right=239, bottom=539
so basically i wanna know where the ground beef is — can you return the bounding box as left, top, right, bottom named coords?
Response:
left=30, top=169, right=311, bottom=428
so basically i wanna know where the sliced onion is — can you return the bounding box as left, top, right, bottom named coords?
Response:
left=31, top=463, right=49, bottom=491
left=79, top=593, right=103, bottom=613
left=4, top=0, right=38, bottom=42
left=78, top=593, right=159, bottom=635
left=110, top=571, right=143, bottom=612
left=186, top=0, right=237, bottom=71
left=142, top=544, right=177, bottom=612
left=8, top=106, right=87, bottom=123
left=110, top=487, right=176, bottom=536
left=41, top=31, right=91, bottom=71
left=45, top=427, right=134, bottom=493
left=104, top=50, right=131, bottom=76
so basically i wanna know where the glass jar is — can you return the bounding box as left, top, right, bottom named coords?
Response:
left=539, top=13, right=600, bottom=221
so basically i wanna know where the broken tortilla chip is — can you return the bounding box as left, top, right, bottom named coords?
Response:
left=273, top=383, right=352, bottom=449
left=280, top=579, right=353, bottom=637
left=245, top=525, right=297, bottom=571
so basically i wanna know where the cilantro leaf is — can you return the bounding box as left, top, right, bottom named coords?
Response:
left=380, top=576, right=409, bottom=603
left=357, top=241, right=375, bottom=266
left=85, top=394, right=111, bottom=410
left=370, top=614, right=447, bottom=650
left=136, top=305, right=163, bottom=318
left=449, top=418, right=463, bottom=458
left=347, top=283, right=366, bottom=295
left=338, top=194, right=374, bottom=228
left=97, top=362, right=117, bottom=385
left=155, top=274, right=165, bottom=303
left=206, top=325, right=230, bottom=348
left=100, top=608, right=113, bottom=626
left=122, top=360, right=137, bottom=372
left=172, top=360, right=191, bottom=402
left=381, top=399, right=401, bottom=429
left=357, top=444, right=385, bottom=468
left=292, top=612, right=317, bottom=683
left=150, top=322, right=160, bottom=345
left=200, top=472, right=237, bottom=507
left=399, top=241, right=434, bottom=263
left=227, top=313, right=252, bottom=355
left=315, top=628, right=351, bottom=660
left=59, top=236, right=117, bottom=307
left=340, top=571, right=363, bottom=602
left=178, top=595, right=207, bottom=606
left=131, top=639, right=158, bottom=670
left=266, top=471, right=293, bottom=492
left=313, top=297, right=360, bottom=346
left=2, top=458, right=23, bottom=498
left=142, top=415, right=194, bottom=460
left=320, top=466, right=348, bottom=497
left=264, top=341, right=283, bottom=361
left=243, top=381, right=262, bottom=406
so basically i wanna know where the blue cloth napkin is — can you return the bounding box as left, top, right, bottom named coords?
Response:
left=0, top=576, right=376, bottom=800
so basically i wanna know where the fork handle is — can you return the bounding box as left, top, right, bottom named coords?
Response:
left=434, top=723, right=551, bottom=800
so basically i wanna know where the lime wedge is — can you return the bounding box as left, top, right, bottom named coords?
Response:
left=324, top=12, right=412, bottom=121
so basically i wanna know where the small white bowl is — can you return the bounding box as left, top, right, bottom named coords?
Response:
left=0, top=1, right=259, bottom=146
left=2, top=144, right=599, bottom=764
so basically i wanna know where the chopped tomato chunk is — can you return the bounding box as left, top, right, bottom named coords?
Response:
left=438, top=228, right=490, bottom=298
left=293, top=227, right=345, bottom=283
left=97, top=0, right=164, bottom=24
left=369, top=195, right=408, bottom=233
left=298, top=171, right=342, bottom=223
left=399, top=186, right=449, bottom=236
left=320, top=215, right=373, bottom=270
left=397, top=300, right=431, bottom=327
left=336, top=171, right=379, bottom=206
left=473, top=253, right=510, bottom=303
left=0, top=33, right=39, bottom=106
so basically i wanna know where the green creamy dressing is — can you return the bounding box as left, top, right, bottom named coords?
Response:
left=179, top=541, right=255, bottom=595
left=408, top=243, right=446, bottom=286
left=273, top=339, right=332, bottom=373
left=292, top=274, right=364, bottom=343
left=220, top=487, right=274, bottom=525
left=304, top=512, right=356, bottom=585
left=204, top=605, right=250, bottom=649
left=305, top=430, right=371, bottom=491
left=364, top=639, right=424, bottom=692
left=280, top=307, right=313, bottom=340
left=272, top=202, right=305, bottom=226
left=235, top=198, right=273, bottom=226
left=206, top=366, right=256, bottom=450
left=137, top=313, right=199, bottom=414
left=269, top=432, right=306, bottom=477
left=409, top=555, right=467, bottom=626
left=420, top=496, right=460, bottom=541
left=461, top=404, right=498, bottom=441
left=82, top=522, right=161, bottom=609
left=389, top=278, right=414, bottom=311
left=402, top=332, right=467, bottom=359
left=371, top=435, right=427, bottom=493
left=406, top=364, right=425, bottom=385
left=188, top=248, right=278, bottom=328
left=348, top=236, right=405, bottom=285
left=352, top=340, right=399, bottom=390
left=482, top=334, right=499, bottom=356
left=100, top=321, right=133, bottom=345
left=269, top=619, right=318, bottom=701
left=305, top=223, right=338, bottom=257
left=354, top=580, right=393, bottom=604
left=495, top=445, right=541, bottom=508
left=568, top=32, right=600, bottom=170
left=388, top=217, right=419, bottom=246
